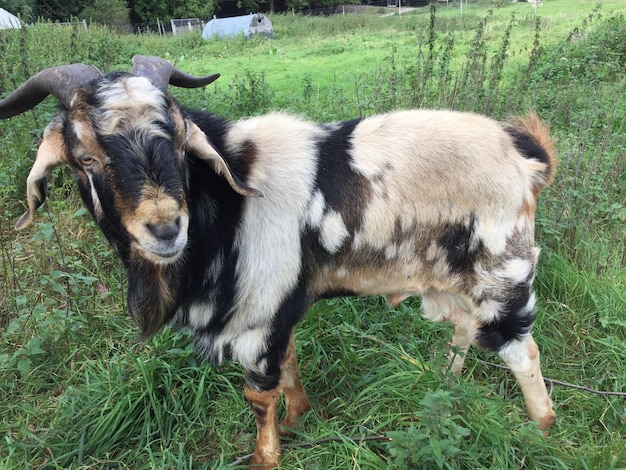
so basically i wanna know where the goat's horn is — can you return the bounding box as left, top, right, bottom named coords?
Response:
left=0, top=64, right=102, bottom=119
left=131, top=55, right=219, bottom=92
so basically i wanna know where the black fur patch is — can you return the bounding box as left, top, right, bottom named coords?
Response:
left=175, top=111, right=253, bottom=334
left=177, top=154, right=246, bottom=333
left=438, top=218, right=482, bottom=274
left=102, top=134, right=184, bottom=206
left=476, top=283, right=536, bottom=352
left=184, top=109, right=254, bottom=187
left=506, top=127, right=553, bottom=174
left=76, top=172, right=129, bottom=257
left=314, top=119, right=371, bottom=235
left=245, top=279, right=310, bottom=391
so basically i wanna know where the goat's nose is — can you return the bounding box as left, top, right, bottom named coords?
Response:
left=146, top=218, right=180, bottom=242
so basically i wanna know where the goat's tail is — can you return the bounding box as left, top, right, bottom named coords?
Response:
left=507, top=112, right=558, bottom=196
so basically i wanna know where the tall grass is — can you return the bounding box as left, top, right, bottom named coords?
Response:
left=1, top=2, right=625, bottom=468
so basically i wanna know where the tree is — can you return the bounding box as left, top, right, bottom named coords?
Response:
left=0, top=0, right=35, bottom=20
left=33, top=0, right=88, bottom=21
left=79, top=0, right=130, bottom=32
left=170, top=0, right=214, bottom=19
left=128, top=0, right=215, bottom=23
left=128, top=0, right=168, bottom=23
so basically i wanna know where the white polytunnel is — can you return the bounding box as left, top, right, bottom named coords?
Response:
left=202, top=13, right=275, bottom=40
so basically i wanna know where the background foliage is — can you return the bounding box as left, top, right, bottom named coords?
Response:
left=0, top=0, right=625, bottom=468
left=0, top=0, right=359, bottom=23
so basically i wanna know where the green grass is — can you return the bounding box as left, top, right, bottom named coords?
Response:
left=1, top=1, right=625, bottom=468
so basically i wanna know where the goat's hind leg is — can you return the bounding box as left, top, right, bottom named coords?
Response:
left=476, top=279, right=556, bottom=431
left=281, top=332, right=311, bottom=432
left=498, top=334, right=556, bottom=430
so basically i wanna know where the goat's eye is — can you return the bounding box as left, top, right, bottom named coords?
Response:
left=79, top=155, right=95, bottom=167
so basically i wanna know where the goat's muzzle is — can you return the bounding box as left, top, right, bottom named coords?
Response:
left=131, top=214, right=189, bottom=265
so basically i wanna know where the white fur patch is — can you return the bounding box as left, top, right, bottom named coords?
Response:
left=319, top=209, right=348, bottom=254
left=474, top=217, right=517, bottom=255
left=473, top=297, right=503, bottom=324
left=384, top=243, right=398, bottom=260
left=307, top=190, right=325, bottom=227
left=335, top=267, right=348, bottom=279
left=188, top=302, right=217, bottom=330
left=495, top=258, right=534, bottom=284
left=96, top=77, right=170, bottom=139
left=306, top=191, right=348, bottom=252
left=230, top=328, right=270, bottom=372
left=205, top=251, right=225, bottom=284
left=498, top=337, right=533, bottom=372
left=206, top=113, right=322, bottom=369
left=86, top=171, right=103, bottom=219
left=422, top=291, right=472, bottom=322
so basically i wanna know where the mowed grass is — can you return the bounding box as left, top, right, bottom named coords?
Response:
left=1, top=0, right=625, bottom=468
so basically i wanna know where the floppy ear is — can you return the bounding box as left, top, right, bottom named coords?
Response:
left=15, top=122, right=68, bottom=230
left=185, top=121, right=263, bottom=198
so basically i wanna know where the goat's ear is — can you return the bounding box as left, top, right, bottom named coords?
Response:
left=185, top=121, right=263, bottom=198
left=15, top=123, right=67, bottom=230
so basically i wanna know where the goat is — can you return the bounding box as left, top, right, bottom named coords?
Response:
left=0, top=56, right=557, bottom=468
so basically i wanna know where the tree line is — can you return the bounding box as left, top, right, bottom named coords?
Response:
left=0, top=0, right=365, bottom=29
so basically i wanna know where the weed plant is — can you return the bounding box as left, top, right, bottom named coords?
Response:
left=1, top=1, right=625, bottom=468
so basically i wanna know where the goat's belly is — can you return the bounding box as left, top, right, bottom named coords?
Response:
left=315, top=263, right=443, bottom=300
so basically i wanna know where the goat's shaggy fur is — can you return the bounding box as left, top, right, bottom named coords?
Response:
left=1, top=59, right=557, bottom=468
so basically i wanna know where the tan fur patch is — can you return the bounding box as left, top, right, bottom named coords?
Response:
left=168, top=100, right=187, bottom=152
left=133, top=185, right=183, bottom=226
left=16, top=121, right=68, bottom=230
left=69, top=112, right=110, bottom=170
left=245, top=386, right=282, bottom=468
left=116, top=184, right=188, bottom=264
left=280, top=334, right=311, bottom=431
left=122, top=185, right=184, bottom=233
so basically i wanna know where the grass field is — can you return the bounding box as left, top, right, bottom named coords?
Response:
left=0, top=0, right=625, bottom=468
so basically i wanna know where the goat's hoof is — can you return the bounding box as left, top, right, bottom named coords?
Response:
left=538, top=410, right=557, bottom=432
left=249, top=452, right=280, bottom=469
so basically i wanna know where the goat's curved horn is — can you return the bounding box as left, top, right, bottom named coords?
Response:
left=131, top=55, right=220, bottom=92
left=0, top=64, right=102, bottom=119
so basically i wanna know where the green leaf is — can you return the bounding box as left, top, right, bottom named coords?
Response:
left=17, top=358, right=32, bottom=378
left=25, top=337, right=46, bottom=356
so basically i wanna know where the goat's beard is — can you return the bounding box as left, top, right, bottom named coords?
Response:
left=126, top=256, right=181, bottom=339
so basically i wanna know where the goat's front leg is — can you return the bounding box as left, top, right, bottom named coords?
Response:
left=244, top=332, right=311, bottom=467
left=422, top=292, right=476, bottom=374
left=245, top=385, right=282, bottom=469
left=448, top=310, right=477, bottom=374
left=244, top=332, right=310, bottom=468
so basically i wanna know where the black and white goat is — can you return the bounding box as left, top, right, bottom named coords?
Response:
left=0, top=56, right=557, bottom=468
